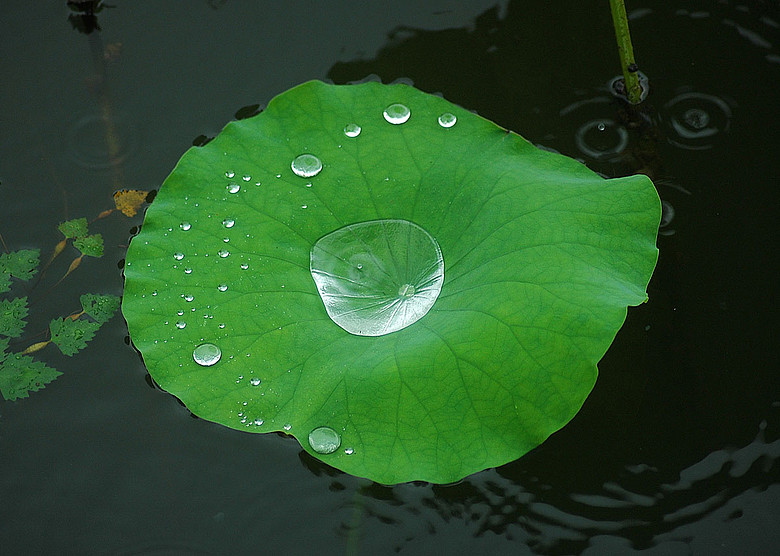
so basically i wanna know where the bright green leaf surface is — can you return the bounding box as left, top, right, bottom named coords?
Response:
left=73, top=234, right=104, bottom=258
left=0, top=352, right=61, bottom=401
left=50, top=318, right=100, bottom=356
left=58, top=218, right=89, bottom=239
left=0, top=249, right=40, bottom=293
left=80, top=293, right=120, bottom=324
left=122, top=81, right=660, bottom=484
left=0, top=297, right=29, bottom=338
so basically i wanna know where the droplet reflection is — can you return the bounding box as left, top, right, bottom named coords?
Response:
left=308, top=426, right=341, bottom=455
left=383, top=103, right=411, bottom=124
left=291, top=154, right=323, bottom=178
left=193, top=343, right=221, bottom=366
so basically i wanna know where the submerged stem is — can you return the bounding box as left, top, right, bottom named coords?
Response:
left=609, top=0, right=643, bottom=104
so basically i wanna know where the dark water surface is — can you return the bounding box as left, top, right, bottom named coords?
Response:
left=1, top=1, right=778, bottom=554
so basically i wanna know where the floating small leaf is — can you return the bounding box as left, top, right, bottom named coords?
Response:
left=49, top=317, right=101, bottom=356
left=80, top=293, right=120, bottom=324
left=58, top=218, right=88, bottom=239
left=122, top=81, right=660, bottom=484
left=113, top=189, right=149, bottom=217
left=0, top=297, right=29, bottom=338
left=0, top=352, right=62, bottom=401
left=0, top=249, right=40, bottom=293
left=73, top=234, right=104, bottom=258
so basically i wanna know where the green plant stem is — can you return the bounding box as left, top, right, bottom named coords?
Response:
left=609, top=0, right=642, bottom=104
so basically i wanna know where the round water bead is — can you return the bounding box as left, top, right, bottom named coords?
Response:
left=291, top=154, right=322, bottom=178
left=438, top=112, right=457, bottom=128
left=344, top=123, right=361, bottom=137
left=193, top=343, right=221, bottom=366
left=383, top=103, right=411, bottom=124
left=308, top=426, right=341, bottom=455
left=310, top=219, right=444, bottom=336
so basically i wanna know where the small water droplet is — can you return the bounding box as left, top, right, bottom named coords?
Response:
left=218, top=323, right=226, bottom=329
left=184, top=267, right=192, bottom=274
left=291, top=154, right=323, bottom=178
left=254, top=418, right=264, bottom=426
left=438, top=112, right=457, bottom=128
left=184, top=294, right=194, bottom=302
left=242, top=175, right=251, bottom=182
left=250, top=377, right=261, bottom=386
left=308, top=426, right=341, bottom=455
left=344, top=447, right=354, bottom=455
left=218, top=284, right=228, bottom=292
left=225, top=171, right=235, bottom=178
left=173, top=252, right=184, bottom=260
left=240, top=263, right=249, bottom=270
left=383, top=103, right=410, bottom=124
left=193, top=343, right=221, bottom=366
left=176, top=321, right=186, bottom=329
left=218, top=249, right=230, bottom=258
left=226, top=183, right=241, bottom=194
left=222, top=237, right=230, bottom=243
left=222, top=218, right=235, bottom=228
left=344, top=123, right=362, bottom=137
left=177, top=310, right=184, bottom=316
left=151, top=290, right=158, bottom=296
left=597, top=122, right=606, bottom=131
left=283, top=423, right=292, bottom=431
left=301, top=204, right=308, bottom=209
left=180, top=222, right=192, bottom=231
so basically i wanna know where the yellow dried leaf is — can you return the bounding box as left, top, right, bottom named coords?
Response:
left=113, top=189, right=148, bottom=217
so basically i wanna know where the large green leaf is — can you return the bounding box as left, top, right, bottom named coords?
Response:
left=122, top=80, right=660, bottom=484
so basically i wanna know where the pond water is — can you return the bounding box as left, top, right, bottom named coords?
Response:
left=1, top=1, right=777, bottom=554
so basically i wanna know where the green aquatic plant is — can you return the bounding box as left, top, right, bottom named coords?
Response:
left=0, top=217, right=120, bottom=401
left=122, top=80, right=660, bottom=483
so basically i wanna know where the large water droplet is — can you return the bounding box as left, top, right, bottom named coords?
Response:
left=173, top=252, right=185, bottom=260
left=222, top=218, right=235, bottom=228
left=310, top=219, right=444, bottom=336
left=438, top=112, right=457, bottom=128
left=180, top=222, right=192, bottom=231
left=383, top=103, right=410, bottom=124
left=218, top=249, right=230, bottom=258
left=225, top=171, right=235, bottom=178
left=175, top=321, right=186, bottom=329
left=291, top=154, right=322, bottom=178
left=217, top=284, right=228, bottom=292
left=308, top=426, right=341, bottom=455
left=226, top=183, right=241, bottom=194
left=193, top=343, right=221, bottom=366
left=344, top=123, right=361, bottom=137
